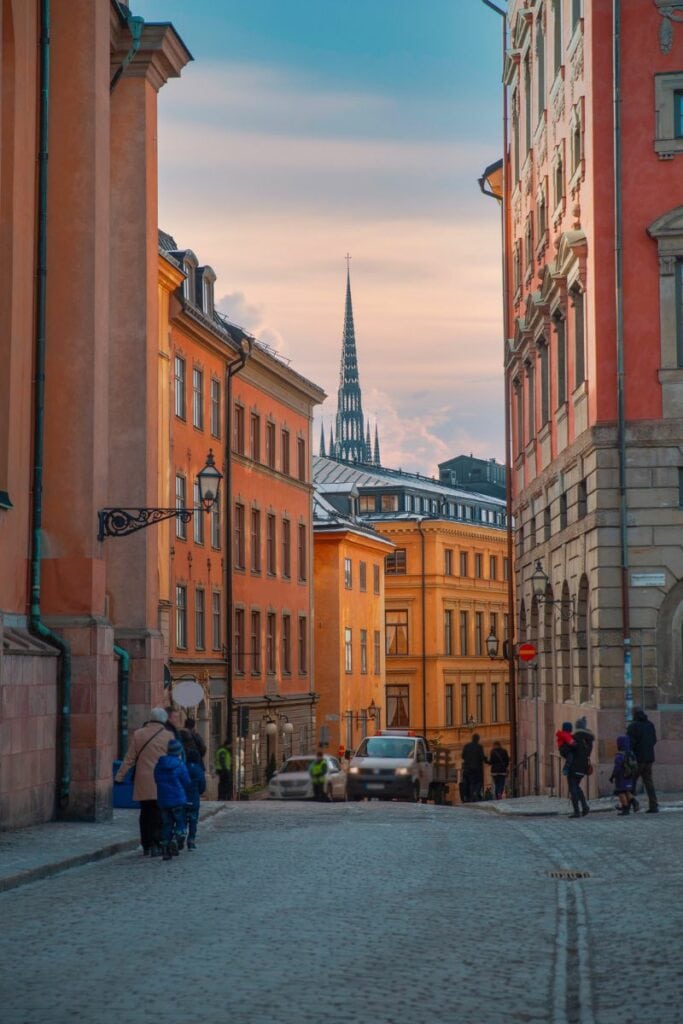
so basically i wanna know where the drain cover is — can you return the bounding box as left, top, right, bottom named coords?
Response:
left=547, top=870, right=592, bottom=880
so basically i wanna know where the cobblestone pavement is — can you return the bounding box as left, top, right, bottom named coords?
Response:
left=0, top=800, right=680, bottom=1024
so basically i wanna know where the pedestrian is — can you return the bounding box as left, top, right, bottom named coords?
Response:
left=180, top=716, right=207, bottom=765
left=184, top=747, right=206, bottom=849
left=627, top=706, right=658, bottom=813
left=609, top=735, right=639, bottom=815
left=461, top=732, right=487, bottom=802
left=489, top=740, right=510, bottom=799
left=309, top=750, right=328, bottom=800
left=215, top=738, right=233, bottom=800
left=114, top=707, right=171, bottom=856
left=154, top=738, right=193, bottom=861
left=562, top=717, right=594, bottom=818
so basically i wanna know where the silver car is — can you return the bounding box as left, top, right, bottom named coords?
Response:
left=268, top=755, right=347, bottom=801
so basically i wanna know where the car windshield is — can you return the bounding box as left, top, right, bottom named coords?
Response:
left=280, top=759, right=312, bottom=773
left=355, top=738, right=416, bottom=759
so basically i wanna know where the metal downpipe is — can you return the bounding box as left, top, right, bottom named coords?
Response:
left=113, top=644, right=130, bottom=758
left=29, top=0, right=73, bottom=814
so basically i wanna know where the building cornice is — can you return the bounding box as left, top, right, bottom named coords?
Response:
left=111, top=21, right=192, bottom=92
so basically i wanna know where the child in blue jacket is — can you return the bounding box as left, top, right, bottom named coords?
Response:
left=609, top=735, right=639, bottom=815
left=185, top=747, right=206, bottom=850
left=154, top=739, right=193, bottom=860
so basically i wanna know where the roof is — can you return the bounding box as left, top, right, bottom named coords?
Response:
left=313, top=490, right=394, bottom=547
left=313, top=456, right=506, bottom=508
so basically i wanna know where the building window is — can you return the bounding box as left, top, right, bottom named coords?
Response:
left=211, top=502, right=221, bottom=549
left=539, top=340, right=550, bottom=426
left=210, top=378, right=221, bottom=438
left=676, top=90, right=683, bottom=138
left=560, top=492, right=568, bottom=530
left=537, top=180, right=548, bottom=241
left=266, top=422, right=276, bottom=470
left=476, top=683, right=484, bottom=724
left=212, top=592, right=222, bottom=651
left=359, top=495, right=376, bottom=513
left=460, top=612, right=469, bottom=656
left=444, top=610, right=453, bottom=655
left=297, top=437, right=306, bottom=481
left=192, top=368, right=204, bottom=430
left=475, top=612, right=483, bottom=656
left=251, top=509, right=261, bottom=573
left=489, top=556, right=497, bottom=580
left=514, top=377, right=524, bottom=454
left=490, top=612, right=498, bottom=640
left=374, top=630, right=381, bottom=675
left=266, top=612, right=276, bottom=674
left=460, top=551, right=469, bottom=577
left=250, top=413, right=260, bottom=462
left=386, top=610, right=408, bottom=655
left=524, top=54, right=532, bottom=151
left=504, top=682, right=511, bottom=722
left=553, top=0, right=563, bottom=74
left=175, top=475, right=187, bottom=540
left=475, top=554, right=483, bottom=579
left=281, top=429, right=290, bottom=474
left=444, top=548, right=453, bottom=575
left=360, top=628, right=368, bottom=674
left=193, top=480, right=204, bottom=545
left=570, top=104, right=582, bottom=175
left=445, top=684, right=454, bottom=728
left=195, top=588, right=205, bottom=650
left=553, top=148, right=564, bottom=211
left=298, top=616, right=307, bottom=673
left=297, top=523, right=307, bottom=581
left=282, top=614, right=291, bottom=674
left=504, top=558, right=510, bottom=581
left=373, top=564, right=381, bottom=594
left=460, top=684, right=469, bottom=725
left=577, top=478, right=587, bottom=519
left=234, top=503, right=245, bottom=568
left=282, top=519, right=291, bottom=578
left=571, top=0, right=581, bottom=28
left=173, top=584, right=187, bottom=651
left=512, top=101, right=520, bottom=184
left=359, top=561, right=367, bottom=592
left=381, top=494, right=398, bottom=512
left=344, top=628, right=352, bottom=674
left=524, top=214, right=534, bottom=272
left=530, top=513, right=537, bottom=548
left=679, top=468, right=683, bottom=508
left=504, top=613, right=510, bottom=640
left=555, top=313, right=567, bottom=406
left=571, top=287, right=585, bottom=386
left=344, top=557, right=353, bottom=589
left=250, top=611, right=261, bottom=674
left=266, top=514, right=276, bottom=575
left=174, top=356, right=186, bottom=419
left=233, top=404, right=245, bottom=454
left=234, top=608, right=245, bottom=673
left=386, top=685, right=409, bottom=728
left=385, top=549, right=407, bottom=575
left=544, top=506, right=551, bottom=541
left=491, top=682, right=499, bottom=724
left=536, top=15, right=545, bottom=116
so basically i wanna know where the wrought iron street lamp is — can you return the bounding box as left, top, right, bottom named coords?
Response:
left=97, top=449, right=223, bottom=540
left=531, top=559, right=574, bottom=622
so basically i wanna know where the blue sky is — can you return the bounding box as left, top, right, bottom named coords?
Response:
left=136, top=0, right=506, bottom=472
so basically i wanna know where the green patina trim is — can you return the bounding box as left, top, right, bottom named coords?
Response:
left=0, top=491, right=13, bottom=510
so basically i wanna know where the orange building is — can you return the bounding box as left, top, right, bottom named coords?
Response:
left=313, top=491, right=394, bottom=755
left=496, top=1, right=683, bottom=789
left=159, top=232, right=325, bottom=788
left=0, top=1, right=190, bottom=826
left=314, top=458, right=511, bottom=769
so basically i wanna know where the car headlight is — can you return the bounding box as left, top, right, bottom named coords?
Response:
left=395, top=767, right=410, bottom=776
left=349, top=766, right=360, bottom=774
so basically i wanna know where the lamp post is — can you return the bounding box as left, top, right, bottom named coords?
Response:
left=531, top=559, right=574, bottom=622
left=97, top=449, right=222, bottom=540
left=223, top=335, right=254, bottom=797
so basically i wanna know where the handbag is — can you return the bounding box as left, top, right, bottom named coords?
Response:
left=586, top=760, right=594, bottom=776
left=129, top=726, right=167, bottom=783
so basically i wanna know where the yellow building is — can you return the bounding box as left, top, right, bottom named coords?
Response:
left=313, top=492, right=394, bottom=755
left=313, top=457, right=512, bottom=768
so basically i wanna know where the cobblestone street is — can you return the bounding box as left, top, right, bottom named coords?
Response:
left=0, top=800, right=680, bottom=1024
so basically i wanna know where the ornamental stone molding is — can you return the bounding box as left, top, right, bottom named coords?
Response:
left=655, top=1, right=683, bottom=54
left=570, top=36, right=584, bottom=83
left=552, top=81, right=565, bottom=124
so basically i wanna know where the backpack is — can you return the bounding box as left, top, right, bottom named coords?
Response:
left=623, top=750, right=638, bottom=779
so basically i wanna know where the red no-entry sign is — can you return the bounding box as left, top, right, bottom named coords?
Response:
left=518, top=642, right=537, bottom=662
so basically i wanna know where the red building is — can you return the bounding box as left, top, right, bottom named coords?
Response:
left=499, top=1, right=683, bottom=790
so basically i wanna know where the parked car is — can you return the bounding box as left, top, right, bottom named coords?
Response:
left=268, top=755, right=347, bottom=801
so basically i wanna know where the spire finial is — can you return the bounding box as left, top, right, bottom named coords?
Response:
left=345, top=252, right=352, bottom=273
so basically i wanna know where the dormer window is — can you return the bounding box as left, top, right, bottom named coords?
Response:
left=183, top=260, right=194, bottom=302
left=197, top=267, right=216, bottom=316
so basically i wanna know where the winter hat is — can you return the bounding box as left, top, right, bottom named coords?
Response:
left=561, top=722, right=573, bottom=733
left=150, top=707, right=168, bottom=724
left=575, top=716, right=588, bottom=730
left=167, top=739, right=183, bottom=756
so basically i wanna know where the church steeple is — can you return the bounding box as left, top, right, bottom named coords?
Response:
left=319, top=422, right=326, bottom=458
left=373, top=423, right=381, bottom=467
left=334, top=257, right=375, bottom=465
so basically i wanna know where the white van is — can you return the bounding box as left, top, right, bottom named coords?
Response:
left=347, top=730, right=433, bottom=801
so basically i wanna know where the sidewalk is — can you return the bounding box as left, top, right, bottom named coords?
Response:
left=466, top=791, right=683, bottom=816
left=0, top=801, right=230, bottom=893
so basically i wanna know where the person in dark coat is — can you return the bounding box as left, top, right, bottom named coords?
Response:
left=180, top=716, right=207, bottom=765
left=609, top=735, right=639, bottom=815
left=461, top=733, right=488, bottom=803
left=626, top=707, right=658, bottom=813
left=558, top=718, right=592, bottom=818
left=489, top=740, right=510, bottom=799
left=184, top=747, right=206, bottom=849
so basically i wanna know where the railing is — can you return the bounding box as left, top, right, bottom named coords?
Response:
left=510, top=752, right=539, bottom=796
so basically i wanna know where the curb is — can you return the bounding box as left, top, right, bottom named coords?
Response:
left=0, top=803, right=231, bottom=894
left=464, top=801, right=617, bottom=818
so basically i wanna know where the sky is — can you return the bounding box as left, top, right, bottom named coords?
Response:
left=136, top=0, right=507, bottom=474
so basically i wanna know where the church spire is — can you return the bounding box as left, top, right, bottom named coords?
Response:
left=373, top=422, right=381, bottom=467
left=334, top=256, right=370, bottom=464
left=319, top=422, right=326, bottom=458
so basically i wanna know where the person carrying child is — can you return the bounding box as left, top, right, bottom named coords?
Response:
left=154, top=738, right=193, bottom=861
left=556, top=720, right=590, bottom=818
left=185, top=747, right=206, bottom=849
left=609, top=735, right=639, bottom=815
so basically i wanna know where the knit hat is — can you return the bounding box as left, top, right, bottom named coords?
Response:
left=561, top=721, right=573, bottom=733
left=150, top=707, right=168, bottom=724
left=167, top=739, right=183, bottom=756
left=575, top=716, right=588, bottom=730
